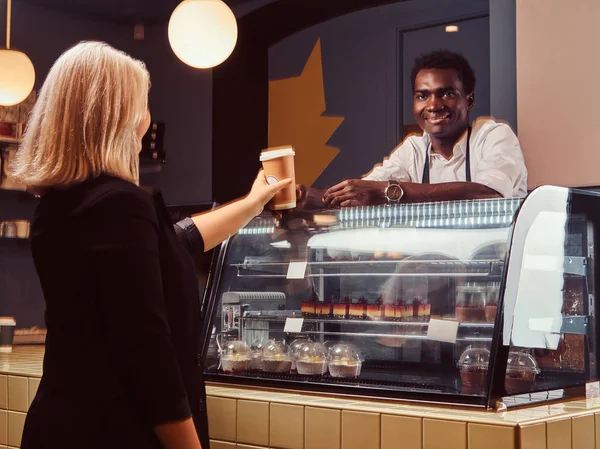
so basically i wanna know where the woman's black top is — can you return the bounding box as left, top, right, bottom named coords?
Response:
left=21, top=175, right=210, bottom=449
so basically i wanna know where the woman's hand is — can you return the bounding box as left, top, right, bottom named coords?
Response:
left=245, top=169, right=292, bottom=215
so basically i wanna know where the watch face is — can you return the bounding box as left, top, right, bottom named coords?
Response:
left=387, top=184, right=402, bottom=200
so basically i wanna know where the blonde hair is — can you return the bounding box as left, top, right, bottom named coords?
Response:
left=10, top=41, right=150, bottom=187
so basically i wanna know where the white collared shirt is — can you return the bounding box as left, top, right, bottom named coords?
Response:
left=363, top=119, right=528, bottom=198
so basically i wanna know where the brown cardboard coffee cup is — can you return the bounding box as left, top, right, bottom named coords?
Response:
left=260, top=146, right=296, bottom=210
left=0, top=317, right=16, bottom=353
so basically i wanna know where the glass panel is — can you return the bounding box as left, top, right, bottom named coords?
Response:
left=502, top=186, right=599, bottom=396
left=204, top=198, right=525, bottom=405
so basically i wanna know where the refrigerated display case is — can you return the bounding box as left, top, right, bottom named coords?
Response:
left=200, top=186, right=600, bottom=409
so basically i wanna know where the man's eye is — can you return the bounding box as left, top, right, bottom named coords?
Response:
left=443, top=92, right=456, bottom=99
left=415, top=94, right=426, bottom=100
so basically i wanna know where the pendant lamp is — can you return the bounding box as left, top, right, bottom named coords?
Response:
left=168, top=0, right=238, bottom=69
left=0, top=0, right=35, bottom=106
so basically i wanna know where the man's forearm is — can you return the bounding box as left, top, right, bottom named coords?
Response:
left=400, top=182, right=502, bottom=203
left=304, top=187, right=327, bottom=209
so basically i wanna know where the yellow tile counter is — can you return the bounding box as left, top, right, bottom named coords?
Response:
left=206, top=382, right=600, bottom=449
left=2, top=347, right=600, bottom=449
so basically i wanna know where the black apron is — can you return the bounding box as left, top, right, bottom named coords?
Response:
left=422, top=127, right=472, bottom=184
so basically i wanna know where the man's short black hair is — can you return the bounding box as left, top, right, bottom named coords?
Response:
left=410, top=49, right=476, bottom=94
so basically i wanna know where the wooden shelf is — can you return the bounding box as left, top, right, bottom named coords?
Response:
left=0, top=136, right=21, bottom=145
left=140, top=157, right=166, bottom=174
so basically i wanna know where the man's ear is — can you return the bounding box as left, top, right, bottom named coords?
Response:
left=467, top=93, right=475, bottom=111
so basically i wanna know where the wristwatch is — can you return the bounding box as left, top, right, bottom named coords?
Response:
left=384, top=180, right=404, bottom=204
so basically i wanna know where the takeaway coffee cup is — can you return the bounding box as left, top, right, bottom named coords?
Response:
left=0, top=317, right=16, bottom=353
left=259, top=146, right=296, bottom=210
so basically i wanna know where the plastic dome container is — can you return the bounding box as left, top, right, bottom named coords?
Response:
left=485, top=282, right=500, bottom=323
left=220, top=340, right=251, bottom=373
left=328, top=343, right=362, bottom=378
left=295, top=341, right=328, bottom=375
left=505, top=351, right=540, bottom=394
left=455, top=282, right=487, bottom=323
left=457, top=346, right=490, bottom=390
left=261, top=340, right=292, bottom=373
left=249, top=339, right=264, bottom=370
left=290, top=338, right=309, bottom=371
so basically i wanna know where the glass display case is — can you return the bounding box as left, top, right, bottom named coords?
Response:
left=199, top=186, right=600, bottom=409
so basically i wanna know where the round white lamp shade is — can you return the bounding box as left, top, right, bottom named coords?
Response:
left=168, top=0, right=238, bottom=69
left=0, top=49, right=35, bottom=106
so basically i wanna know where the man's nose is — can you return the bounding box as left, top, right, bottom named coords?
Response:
left=426, top=95, right=443, bottom=110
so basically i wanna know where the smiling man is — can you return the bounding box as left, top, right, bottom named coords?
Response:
left=312, top=50, right=528, bottom=208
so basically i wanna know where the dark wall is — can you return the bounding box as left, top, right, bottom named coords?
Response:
left=1, top=1, right=213, bottom=204
left=489, top=0, right=516, bottom=131
left=0, top=0, right=213, bottom=327
left=268, top=0, right=489, bottom=188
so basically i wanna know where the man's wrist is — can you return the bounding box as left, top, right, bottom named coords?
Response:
left=384, top=180, right=404, bottom=204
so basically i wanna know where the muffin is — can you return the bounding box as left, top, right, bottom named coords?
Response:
left=249, top=339, right=264, bottom=370
left=295, top=341, right=328, bottom=375
left=261, top=340, right=292, bottom=373
left=289, top=338, right=309, bottom=371
left=328, top=343, right=362, bottom=378
left=220, top=340, right=251, bottom=373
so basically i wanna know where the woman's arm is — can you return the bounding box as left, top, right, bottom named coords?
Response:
left=155, top=419, right=202, bottom=449
left=191, top=170, right=291, bottom=251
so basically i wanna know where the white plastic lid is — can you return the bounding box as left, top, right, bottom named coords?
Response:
left=0, top=317, right=16, bottom=326
left=260, top=147, right=295, bottom=161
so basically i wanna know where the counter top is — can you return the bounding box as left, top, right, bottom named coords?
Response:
left=0, top=345, right=44, bottom=377
left=206, top=382, right=600, bottom=427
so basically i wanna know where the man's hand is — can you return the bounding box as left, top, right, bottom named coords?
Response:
left=322, top=179, right=387, bottom=207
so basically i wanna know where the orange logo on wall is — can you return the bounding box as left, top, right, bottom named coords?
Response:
left=268, top=38, right=344, bottom=187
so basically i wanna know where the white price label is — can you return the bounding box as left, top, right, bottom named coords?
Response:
left=426, top=319, right=459, bottom=344
left=286, top=261, right=308, bottom=279
left=284, top=317, right=304, bottom=333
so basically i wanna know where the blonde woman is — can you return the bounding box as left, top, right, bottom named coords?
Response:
left=11, top=42, right=290, bottom=449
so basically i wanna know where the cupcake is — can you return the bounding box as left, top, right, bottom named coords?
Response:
left=261, top=340, right=292, bottom=373
left=249, top=339, right=264, bottom=370
left=220, top=340, right=251, bottom=373
left=295, top=341, right=328, bottom=375
left=289, top=338, right=309, bottom=371
left=328, top=343, right=362, bottom=378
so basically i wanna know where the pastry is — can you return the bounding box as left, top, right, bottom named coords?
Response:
left=366, top=298, right=383, bottom=320
left=316, top=299, right=333, bottom=318
left=455, top=306, right=486, bottom=323
left=328, top=358, right=362, bottom=378
left=333, top=297, right=351, bottom=319
left=484, top=305, right=497, bottom=323
left=221, top=355, right=250, bottom=373
left=296, top=356, right=328, bottom=375
left=349, top=298, right=367, bottom=320
left=301, top=293, right=318, bottom=317
left=261, top=355, right=293, bottom=373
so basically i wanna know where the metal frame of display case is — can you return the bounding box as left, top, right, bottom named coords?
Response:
left=199, top=188, right=600, bottom=410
